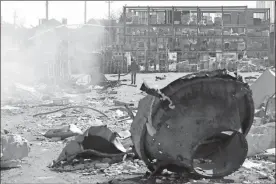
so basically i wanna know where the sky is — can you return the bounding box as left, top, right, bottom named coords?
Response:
left=1, top=1, right=257, bottom=27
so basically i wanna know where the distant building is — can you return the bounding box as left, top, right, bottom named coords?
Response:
left=256, top=1, right=275, bottom=31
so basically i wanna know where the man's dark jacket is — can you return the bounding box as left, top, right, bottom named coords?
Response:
left=130, top=62, right=139, bottom=72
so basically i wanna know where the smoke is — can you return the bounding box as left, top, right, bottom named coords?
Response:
left=1, top=22, right=107, bottom=103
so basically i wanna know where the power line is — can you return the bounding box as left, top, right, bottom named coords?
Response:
left=13, top=10, right=17, bottom=26
left=105, top=1, right=113, bottom=46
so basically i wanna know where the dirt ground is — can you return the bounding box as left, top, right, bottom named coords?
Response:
left=1, top=72, right=275, bottom=184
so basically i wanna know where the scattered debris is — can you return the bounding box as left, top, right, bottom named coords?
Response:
left=115, top=109, right=125, bottom=118
left=1, top=105, right=23, bottom=114
left=1, top=68, right=275, bottom=183
left=244, top=76, right=258, bottom=80
left=155, top=75, right=167, bottom=81
left=246, top=122, right=275, bottom=157
left=113, top=100, right=134, bottom=107
left=75, top=74, right=92, bottom=86
left=118, top=130, right=131, bottom=140
left=33, top=105, right=108, bottom=118
left=255, top=148, right=276, bottom=162
left=1, top=105, right=21, bottom=110
left=52, top=97, right=70, bottom=106
left=44, top=124, right=83, bottom=140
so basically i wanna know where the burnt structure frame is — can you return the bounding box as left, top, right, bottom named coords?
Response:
left=122, top=6, right=271, bottom=72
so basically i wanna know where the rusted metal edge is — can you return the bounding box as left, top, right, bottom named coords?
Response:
left=161, top=69, right=250, bottom=97
left=157, top=70, right=254, bottom=135
left=190, top=128, right=248, bottom=178
left=150, top=78, right=254, bottom=136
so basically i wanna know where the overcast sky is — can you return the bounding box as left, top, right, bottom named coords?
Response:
left=1, top=1, right=257, bottom=27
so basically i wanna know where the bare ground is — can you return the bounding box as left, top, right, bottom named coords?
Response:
left=1, top=72, right=275, bottom=184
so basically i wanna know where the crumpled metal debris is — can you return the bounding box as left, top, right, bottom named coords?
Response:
left=50, top=125, right=128, bottom=168
left=131, top=69, right=254, bottom=178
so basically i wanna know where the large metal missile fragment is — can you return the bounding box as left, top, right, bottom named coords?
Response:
left=130, top=69, right=254, bottom=178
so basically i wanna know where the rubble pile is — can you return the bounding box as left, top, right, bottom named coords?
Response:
left=1, top=69, right=275, bottom=184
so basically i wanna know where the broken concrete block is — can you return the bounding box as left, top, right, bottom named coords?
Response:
left=52, top=97, right=69, bottom=106
left=1, top=160, right=22, bottom=168
left=44, top=124, right=83, bottom=140
left=254, top=107, right=265, bottom=118
left=256, top=148, right=275, bottom=162
left=95, top=163, right=109, bottom=169
left=55, top=139, right=83, bottom=162
left=76, top=74, right=92, bottom=86
left=253, top=117, right=263, bottom=126
left=102, top=158, right=112, bottom=163
left=113, top=100, right=134, bottom=107
left=246, top=123, right=275, bottom=157
left=118, top=130, right=131, bottom=139
left=1, top=134, right=30, bottom=168
left=123, top=164, right=137, bottom=171
left=251, top=69, right=275, bottom=108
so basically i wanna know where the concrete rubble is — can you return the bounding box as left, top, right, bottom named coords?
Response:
left=1, top=70, right=275, bottom=184
left=250, top=69, right=275, bottom=109
left=1, top=133, right=31, bottom=168
left=246, top=122, right=275, bottom=157
left=43, top=124, right=83, bottom=140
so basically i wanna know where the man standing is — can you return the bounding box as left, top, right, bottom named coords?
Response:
left=130, top=58, right=139, bottom=85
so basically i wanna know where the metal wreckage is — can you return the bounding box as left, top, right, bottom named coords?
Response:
left=131, top=69, right=254, bottom=178
left=52, top=69, right=254, bottom=179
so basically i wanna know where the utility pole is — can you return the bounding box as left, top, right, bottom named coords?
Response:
left=13, top=11, right=17, bottom=26
left=105, top=1, right=113, bottom=45
left=84, top=1, right=87, bottom=24
left=106, top=1, right=113, bottom=20
left=46, top=1, right=49, bottom=20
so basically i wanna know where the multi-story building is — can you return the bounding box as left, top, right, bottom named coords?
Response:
left=256, top=1, right=275, bottom=64
left=122, top=6, right=271, bottom=72
left=256, top=1, right=275, bottom=31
